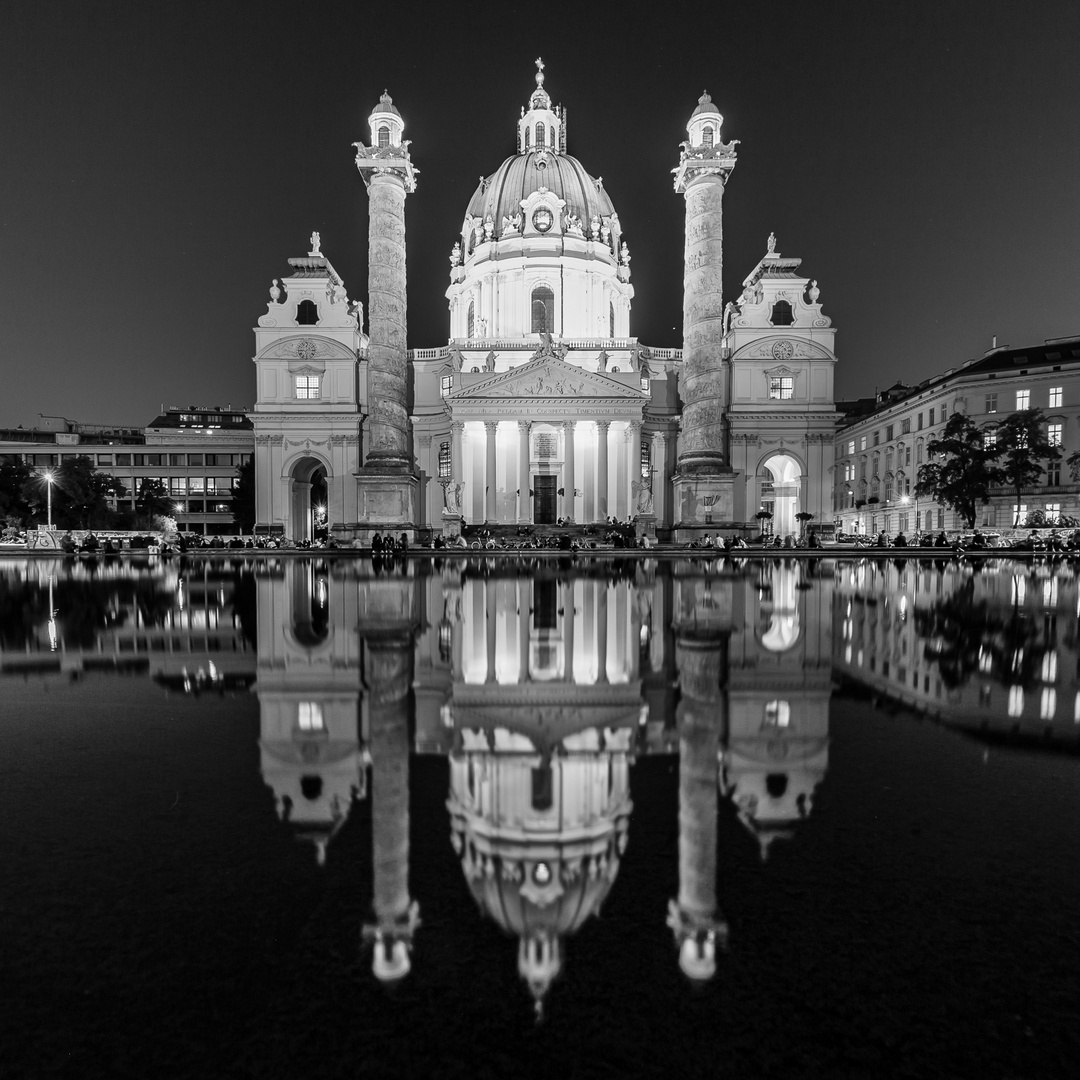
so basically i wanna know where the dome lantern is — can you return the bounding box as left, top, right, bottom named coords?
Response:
left=686, top=90, right=724, bottom=150
left=517, top=57, right=565, bottom=155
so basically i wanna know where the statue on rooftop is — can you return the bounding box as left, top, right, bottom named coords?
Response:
left=309, top=231, right=322, bottom=257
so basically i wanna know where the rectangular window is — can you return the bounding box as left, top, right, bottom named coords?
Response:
left=928, top=407, right=935, bottom=425
left=905, top=445, right=911, bottom=466
left=96, top=454, right=113, bottom=466
left=169, top=477, right=187, bottom=495
left=847, top=440, right=855, bottom=455
left=295, top=375, right=320, bottom=400
left=640, top=439, right=652, bottom=478
left=115, top=453, right=132, bottom=466
left=188, top=454, right=204, bottom=466
left=438, top=442, right=451, bottom=479
left=901, top=419, right=911, bottom=434
left=440, top=374, right=453, bottom=397
left=917, top=413, right=924, bottom=430
left=1046, top=503, right=1062, bottom=519
left=298, top=702, right=325, bottom=731
left=768, top=376, right=794, bottom=399
left=859, top=435, right=867, bottom=451
left=213, top=503, right=231, bottom=514
left=942, top=404, right=948, bottom=421
left=169, top=454, right=184, bottom=466
left=986, top=393, right=998, bottom=413
left=132, top=454, right=145, bottom=466
left=1016, top=389, right=1030, bottom=410
left=640, top=376, right=651, bottom=393
left=188, top=477, right=206, bottom=494
left=1048, top=423, right=1063, bottom=446
left=885, top=424, right=894, bottom=441
left=884, top=480, right=893, bottom=501
left=1050, top=386, right=1063, bottom=408
left=984, top=430, right=997, bottom=448
left=1048, top=462, right=1061, bottom=486
left=873, top=431, right=880, bottom=446
left=146, top=454, right=163, bottom=466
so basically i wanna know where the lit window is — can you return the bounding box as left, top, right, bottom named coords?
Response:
left=1043, top=579, right=1059, bottom=608
left=640, top=439, right=651, bottom=478
left=768, top=376, right=794, bottom=399
left=847, top=440, right=855, bottom=454
left=295, top=375, right=320, bottom=400
left=1047, top=423, right=1062, bottom=446
left=702, top=126, right=714, bottom=147
left=859, top=436, right=867, bottom=451
left=1049, top=386, right=1063, bottom=408
left=1041, top=651, right=1058, bottom=682
left=378, top=125, right=390, bottom=148
left=640, top=376, right=651, bottom=393
left=298, top=702, right=324, bottom=730
left=440, top=374, right=453, bottom=397
left=438, top=442, right=451, bottom=479
left=1008, top=685, right=1023, bottom=717
left=535, top=123, right=545, bottom=148
left=983, top=429, right=997, bottom=448
left=1016, top=389, right=1030, bottom=410
left=986, top=393, right=997, bottom=413
left=764, top=700, right=790, bottom=727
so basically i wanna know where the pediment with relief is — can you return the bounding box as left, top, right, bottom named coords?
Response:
left=451, top=354, right=645, bottom=403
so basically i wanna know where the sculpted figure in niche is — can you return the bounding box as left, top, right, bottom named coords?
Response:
left=444, top=481, right=464, bottom=515
left=632, top=478, right=654, bottom=515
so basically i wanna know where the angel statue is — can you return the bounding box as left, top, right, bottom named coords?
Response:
left=632, top=478, right=654, bottom=515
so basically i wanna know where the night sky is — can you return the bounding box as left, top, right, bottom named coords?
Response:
left=3, top=0, right=1078, bottom=429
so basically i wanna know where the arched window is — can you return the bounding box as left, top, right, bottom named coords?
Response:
left=531, top=286, right=554, bottom=333
left=609, top=301, right=615, bottom=338
left=703, top=126, right=714, bottom=148
left=378, top=125, right=390, bottom=148
left=770, top=300, right=794, bottom=326
left=535, top=123, right=545, bottom=149
left=524, top=127, right=530, bottom=150
left=296, top=299, right=318, bottom=325
left=549, top=125, right=555, bottom=147
left=467, top=301, right=475, bottom=339
left=438, top=442, right=451, bottom=479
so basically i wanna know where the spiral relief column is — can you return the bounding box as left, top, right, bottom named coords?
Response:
left=353, top=91, right=420, bottom=544
left=671, top=92, right=738, bottom=537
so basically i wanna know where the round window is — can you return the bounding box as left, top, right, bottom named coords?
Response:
left=532, top=207, right=553, bottom=233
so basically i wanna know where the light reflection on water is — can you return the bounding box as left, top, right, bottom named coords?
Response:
left=3, top=554, right=1080, bottom=1070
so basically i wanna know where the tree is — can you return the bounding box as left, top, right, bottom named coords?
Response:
left=915, top=413, right=1003, bottom=529
left=0, top=457, right=33, bottom=525
left=27, top=455, right=125, bottom=529
left=996, top=408, right=1062, bottom=526
left=232, top=458, right=256, bottom=534
left=135, top=478, right=173, bottom=526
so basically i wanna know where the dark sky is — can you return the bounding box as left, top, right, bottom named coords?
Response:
left=3, top=0, right=1078, bottom=429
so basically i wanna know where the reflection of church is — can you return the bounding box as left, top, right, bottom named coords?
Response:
left=251, top=559, right=832, bottom=1002
left=251, top=62, right=838, bottom=544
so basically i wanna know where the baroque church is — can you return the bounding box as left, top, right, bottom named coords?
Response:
left=251, top=63, right=838, bottom=544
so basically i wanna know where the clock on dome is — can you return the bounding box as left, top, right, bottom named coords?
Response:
left=532, top=207, right=553, bottom=233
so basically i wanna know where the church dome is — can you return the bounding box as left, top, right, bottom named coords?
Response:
left=691, top=90, right=720, bottom=117
left=463, top=152, right=616, bottom=234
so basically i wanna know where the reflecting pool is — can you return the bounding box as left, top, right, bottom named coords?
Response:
left=4, top=555, right=1079, bottom=1078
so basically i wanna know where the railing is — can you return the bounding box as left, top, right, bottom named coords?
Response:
left=408, top=340, right=682, bottom=361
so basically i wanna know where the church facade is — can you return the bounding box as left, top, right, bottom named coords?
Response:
left=252, top=65, right=838, bottom=543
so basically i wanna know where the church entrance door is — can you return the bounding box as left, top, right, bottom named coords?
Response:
left=533, top=475, right=557, bottom=524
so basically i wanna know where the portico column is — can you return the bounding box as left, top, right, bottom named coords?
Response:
left=451, top=421, right=464, bottom=483
left=628, top=422, right=642, bottom=519
left=562, top=421, right=576, bottom=521
left=518, top=421, right=531, bottom=523
left=596, top=421, right=610, bottom=522
left=484, top=421, right=498, bottom=523
left=652, top=432, right=669, bottom=526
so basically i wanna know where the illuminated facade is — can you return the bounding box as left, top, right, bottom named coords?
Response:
left=252, top=65, right=838, bottom=542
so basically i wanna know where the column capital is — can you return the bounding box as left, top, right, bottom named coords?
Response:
left=451, top=420, right=465, bottom=433
left=484, top=419, right=499, bottom=433
left=596, top=419, right=612, bottom=433
left=518, top=419, right=532, bottom=434
left=563, top=419, right=576, bottom=434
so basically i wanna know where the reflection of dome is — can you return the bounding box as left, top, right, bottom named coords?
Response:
left=464, top=153, right=616, bottom=236
left=447, top=727, right=633, bottom=1006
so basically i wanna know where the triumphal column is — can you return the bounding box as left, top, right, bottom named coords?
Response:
left=353, top=92, right=419, bottom=543
left=671, top=92, right=739, bottom=540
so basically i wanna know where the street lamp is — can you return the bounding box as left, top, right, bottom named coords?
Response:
left=43, top=470, right=55, bottom=529
left=900, top=491, right=919, bottom=542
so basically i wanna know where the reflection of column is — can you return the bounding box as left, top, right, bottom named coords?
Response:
left=652, top=433, right=668, bottom=526
left=486, top=580, right=497, bottom=684
left=596, top=421, right=610, bottom=521
left=628, top=421, right=642, bottom=517
left=596, top=583, right=609, bottom=684
left=561, top=579, right=575, bottom=682
left=363, top=637, right=419, bottom=980
left=485, top=421, right=498, bottom=523
left=667, top=635, right=729, bottom=980
left=518, top=421, right=531, bottom=523
left=518, top=579, right=530, bottom=683
left=562, top=421, right=576, bottom=521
